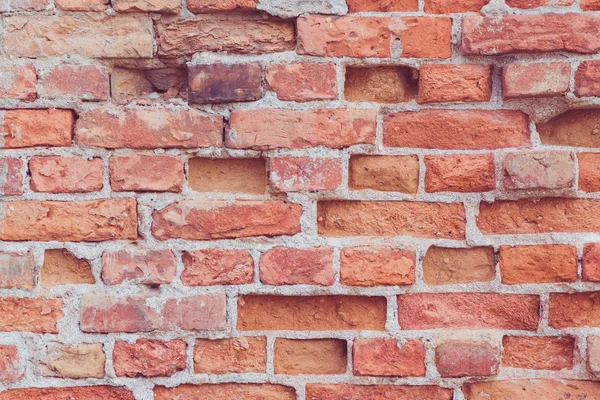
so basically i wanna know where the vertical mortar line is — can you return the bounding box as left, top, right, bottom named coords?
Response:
left=266, top=335, right=275, bottom=375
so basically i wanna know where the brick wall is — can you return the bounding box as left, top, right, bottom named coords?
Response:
left=1, top=0, right=600, bottom=399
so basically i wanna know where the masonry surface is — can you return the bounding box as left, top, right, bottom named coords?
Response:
left=1, top=0, right=600, bottom=399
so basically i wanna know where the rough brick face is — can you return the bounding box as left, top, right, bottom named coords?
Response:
left=29, top=156, right=103, bottom=193
left=274, top=339, right=347, bottom=374
left=353, top=338, right=425, bottom=377
left=394, top=17, right=452, bottom=58
left=425, top=154, right=496, bottom=193
left=575, top=61, right=600, bottom=97
left=188, top=63, right=262, bottom=104
left=39, top=65, right=109, bottom=100
left=40, top=343, right=105, bottom=379
left=0, top=64, right=36, bottom=100
left=102, top=248, right=176, bottom=285
left=269, top=157, right=342, bottom=192
left=463, top=380, right=600, bottom=400
left=340, top=247, right=415, bottom=286
left=435, top=341, right=499, bottom=377
left=349, top=155, right=419, bottom=193
left=423, top=246, right=495, bottom=286
left=499, top=245, right=578, bottom=284
left=502, top=336, right=575, bottom=370
left=418, top=64, right=492, bottom=103
left=110, top=154, right=183, bottom=192
left=154, top=384, right=296, bottom=400
left=266, top=63, right=337, bottom=102
left=194, top=337, right=266, bottom=374
left=182, top=249, right=254, bottom=286
left=3, top=109, right=74, bottom=149
left=0, top=345, right=22, bottom=382
left=502, top=152, right=575, bottom=190
left=0, top=158, right=23, bottom=196
left=260, top=247, right=334, bottom=285
left=188, top=158, right=266, bottom=194
left=549, top=292, right=600, bottom=328
left=344, top=66, right=417, bottom=103
left=0, top=252, right=34, bottom=289
left=503, top=63, right=571, bottom=98
left=113, top=339, right=186, bottom=377
left=578, top=153, right=600, bottom=192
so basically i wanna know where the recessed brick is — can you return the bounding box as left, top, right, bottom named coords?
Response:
left=538, top=109, right=600, bottom=148
left=344, top=66, right=417, bottom=103
left=188, top=158, right=266, bottom=194
left=188, top=63, right=262, bottom=104
left=578, top=153, right=600, bottom=192
left=349, top=155, right=419, bottom=194
left=274, top=339, right=347, bottom=375
left=41, top=249, right=94, bottom=287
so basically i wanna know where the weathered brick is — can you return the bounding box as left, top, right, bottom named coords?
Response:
left=0, top=64, right=36, bottom=100
left=39, top=65, right=109, bottom=100
left=29, top=156, right=103, bottom=193
left=582, top=0, right=600, bottom=9
left=425, top=154, right=496, bottom=193
left=506, top=0, right=573, bottom=7
left=55, top=0, right=108, bottom=10
left=317, top=201, right=466, bottom=239
left=0, top=387, right=135, bottom=400
left=187, top=0, right=257, bottom=12
left=0, top=158, right=23, bottom=196
left=397, top=293, right=540, bottom=330
left=2, top=15, right=153, bottom=58
left=347, top=0, right=418, bottom=11
left=462, top=14, right=600, bottom=55
left=76, top=108, right=222, bottom=149
left=348, top=155, right=419, bottom=194
left=575, top=60, right=600, bottom=97
left=269, top=157, right=342, bottom=192
left=110, top=154, right=183, bottom=192
left=424, top=0, right=488, bottom=13
left=41, top=249, right=94, bottom=286
left=2, top=109, right=74, bottom=149
left=297, top=15, right=391, bottom=58
left=0, top=199, right=137, bottom=242
left=394, top=17, right=452, bottom=58
left=499, top=245, right=577, bottom=284
left=383, top=110, right=530, bottom=149
left=274, top=339, right=347, bottom=375
left=340, top=246, right=415, bottom=286
left=80, top=293, right=226, bottom=333
left=306, top=384, right=453, bottom=400
left=588, top=336, right=600, bottom=375
left=418, top=64, right=492, bottom=103
left=353, top=339, right=425, bottom=377
left=0, top=345, right=21, bottom=382
left=435, top=341, right=499, bottom=377
left=40, top=343, right=105, bottom=379
left=237, top=295, right=387, bottom=331
left=549, top=292, right=600, bottom=328
left=154, top=384, right=296, bottom=400
left=182, top=249, right=254, bottom=286
left=152, top=200, right=301, bottom=240
left=194, top=337, right=266, bottom=374
left=422, top=246, right=495, bottom=286
left=157, top=17, right=294, bottom=56
left=102, top=248, right=176, bottom=285
left=260, top=247, right=334, bottom=286
left=503, top=63, right=571, bottom=98
left=0, top=252, right=34, bottom=289
left=502, top=336, right=574, bottom=370
left=112, top=0, right=180, bottom=13
left=0, top=298, right=63, bottom=333
left=584, top=243, right=600, bottom=282
left=188, top=63, right=262, bottom=104
left=463, top=380, right=600, bottom=400
left=113, top=339, right=186, bottom=377
left=344, top=66, right=417, bottom=103
left=477, top=198, right=600, bottom=235
left=0, top=0, right=48, bottom=11
left=228, top=109, right=377, bottom=150
left=502, top=152, right=575, bottom=190
left=579, top=153, right=600, bottom=192
left=538, top=109, right=600, bottom=148
left=188, top=158, right=266, bottom=194
left=266, top=63, right=337, bottom=102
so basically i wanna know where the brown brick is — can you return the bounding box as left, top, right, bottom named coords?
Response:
left=154, top=384, right=296, bottom=400
left=188, top=158, right=266, bottom=194
left=182, top=249, right=254, bottom=286
left=538, top=109, right=600, bottom=148
left=423, top=246, right=495, bottom=286
left=40, top=343, right=105, bottom=379
left=194, top=337, right=266, bottom=374
left=353, top=339, right=425, bottom=377
left=502, top=336, right=575, bottom=370
left=344, top=66, right=417, bottom=103
left=499, top=245, right=577, bottom=284
left=578, top=153, right=600, bottom=192
left=340, top=247, right=415, bottom=286
left=188, top=63, right=262, bottom=104
left=41, top=249, right=94, bottom=287
left=274, top=339, right=347, bottom=375
left=348, top=155, right=419, bottom=194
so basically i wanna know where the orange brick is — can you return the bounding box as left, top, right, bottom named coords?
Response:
left=113, top=339, right=186, bottom=377
left=266, top=63, right=337, bottom=102
left=425, top=154, right=496, bottom=193
left=579, top=153, right=600, bottom=192
left=0, top=387, right=134, bottom=400
left=194, top=337, right=266, bottom=374
left=0, top=298, right=63, bottom=333
left=154, top=384, right=296, bottom=400
left=347, top=0, right=418, bottom=11
left=353, top=339, right=425, bottom=377
left=29, top=156, right=103, bottom=193
left=463, top=380, right=600, bottom=400
left=110, top=154, right=183, bottom=192
left=499, top=245, right=577, bottom=284
left=349, top=155, right=419, bottom=194
left=584, top=243, right=600, bottom=282
left=340, top=246, right=415, bottom=286
left=274, top=339, right=347, bottom=375
left=3, top=109, right=74, bottom=149
left=419, top=64, right=491, bottom=103
left=395, top=17, right=452, bottom=58
left=502, top=336, right=575, bottom=370
left=549, top=292, right=600, bottom=328
left=306, top=385, right=453, bottom=400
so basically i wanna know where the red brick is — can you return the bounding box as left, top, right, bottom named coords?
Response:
left=383, top=110, right=530, bottom=149
left=188, top=63, right=262, bottom=104
left=0, top=387, right=135, bottom=400
left=194, top=337, right=266, bottom=374
left=0, top=345, right=21, bottom=382
left=537, top=109, right=600, bottom=148
left=588, top=336, right=600, bottom=375
left=353, top=338, right=425, bottom=377
left=579, top=153, right=600, bottom=192
left=188, top=0, right=257, bottom=12
left=549, top=292, right=600, bottom=328
left=425, top=154, right=495, bottom=193
left=0, top=252, right=35, bottom=289
left=0, top=158, right=23, bottom=196
left=2, top=109, right=74, bottom=149
left=502, top=151, right=575, bottom=190
left=153, top=200, right=301, bottom=240
left=424, top=0, right=488, bottom=13
left=260, top=247, right=334, bottom=286
left=269, top=157, right=342, bottom=192
left=0, top=64, right=36, bottom=100
left=266, top=63, right=337, bottom=102
left=397, top=293, right=540, bottom=330
left=347, top=0, right=418, bottom=11
left=0, top=298, right=63, bottom=333
left=39, top=65, right=109, bottom=100
left=340, top=246, right=415, bottom=286
left=582, top=0, right=600, bottom=8
left=182, top=249, right=254, bottom=286
left=76, top=108, right=222, bottom=149
left=157, top=17, right=294, bottom=56
left=0, top=199, right=137, bottom=242
left=463, top=380, right=600, bottom=400
left=344, top=66, right=417, bottom=104
left=102, top=248, right=176, bottom=285
left=297, top=15, right=391, bottom=58
left=305, top=384, right=453, bottom=400
left=502, top=336, right=575, bottom=370
left=576, top=61, right=600, bottom=97
left=584, top=243, right=600, bottom=282
left=436, top=341, right=499, bottom=377
left=274, top=339, right=347, bottom=375
left=477, top=198, right=600, bottom=235
left=154, top=384, right=296, bottom=400
left=394, top=17, right=452, bottom=58
left=80, top=293, right=226, bottom=333
left=55, top=0, right=108, bottom=10
left=423, top=246, right=495, bottom=286
left=237, top=295, right=387, bottom=331
left=349, top=155, right=419, bottom=194
left=112, top=0, right=180, bottom=12
left=506, top=0, right=573, bottom=7
left=499, top=245, right=577, bottom=284
left=113, top=339, right=186, bottom=377
left=462, top=14, right=600, bottom=55
left=228, top=109, right=376, bottom=150
left=110, top=154, right=183, bottom=192
left=418, top=64, right=492, bottom=103
left=503, top=63, right=570, bottom=99
left=317, top=201, right=466, bottom=239
left=29, top=156, right=103, bottom=193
